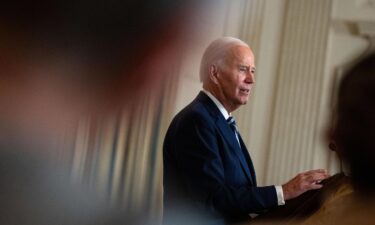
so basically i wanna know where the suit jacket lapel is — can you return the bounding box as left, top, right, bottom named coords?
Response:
left=216, top=119, right=253, bottom=184
left=238, top=134, right=257, bottom=185
left=196, top=92, right=254, bottom=184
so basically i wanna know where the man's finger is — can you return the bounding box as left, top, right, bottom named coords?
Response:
left=309, top=183, right=324, bottom=190
left=302, top=173, right=329, bottom=186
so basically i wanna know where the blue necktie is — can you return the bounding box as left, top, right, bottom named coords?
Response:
left=227, top=116, right=254, bottom=183
left=227, top=116, right=241, bottom=148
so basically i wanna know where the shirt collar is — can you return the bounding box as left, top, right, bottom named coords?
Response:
left=202, top=89, right=231, bottom=120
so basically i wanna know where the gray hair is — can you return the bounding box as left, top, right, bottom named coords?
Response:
left=199, top=37, right=249, bottom=83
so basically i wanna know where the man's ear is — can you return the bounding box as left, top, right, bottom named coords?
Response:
left=209, top=65, right=219, bottom=84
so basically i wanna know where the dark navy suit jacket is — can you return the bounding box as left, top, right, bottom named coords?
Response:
left=163, top=92, right=278, bottom=225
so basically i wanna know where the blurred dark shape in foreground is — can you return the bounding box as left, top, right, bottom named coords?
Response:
left=334, top=52, right=375, bottom=195
left=0, top=0, right=215, bottom=224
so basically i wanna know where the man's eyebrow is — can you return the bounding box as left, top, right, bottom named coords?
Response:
left=238, top=64, right=256, bottom=72
left=239, top=65, right=256, bottom=71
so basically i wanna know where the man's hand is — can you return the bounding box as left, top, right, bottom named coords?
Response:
left=282, top=169, right=330, bottom=200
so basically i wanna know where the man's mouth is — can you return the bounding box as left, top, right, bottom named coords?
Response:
left=239, top=88, right=250, bottom=94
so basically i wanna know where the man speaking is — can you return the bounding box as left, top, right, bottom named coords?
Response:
left=163, top=37, right=329, bottom=225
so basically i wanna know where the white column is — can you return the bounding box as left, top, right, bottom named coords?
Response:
left=264, top=0, right=333, bottom=184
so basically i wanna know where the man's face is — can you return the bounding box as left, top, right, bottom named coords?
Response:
left=216, top=45, right=255, bottom=112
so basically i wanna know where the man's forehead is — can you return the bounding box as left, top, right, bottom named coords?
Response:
left=227, top=45, right=254, bottom=64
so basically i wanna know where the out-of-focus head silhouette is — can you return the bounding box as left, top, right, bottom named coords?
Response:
left=0, top=0, right=207, bottom=121
left=332, top=52, right=375, bottom=194
left=0, top=1, right=218, bottom=224
left=0, top=0, right=215, bottom=144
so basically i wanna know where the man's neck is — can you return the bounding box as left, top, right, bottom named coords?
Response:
left=202, top=89, right=231, bottom=119
left=203, top=86, right=238, bottom=113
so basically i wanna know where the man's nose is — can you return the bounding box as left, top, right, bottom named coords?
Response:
left=246, top=72, right=255, bottom=84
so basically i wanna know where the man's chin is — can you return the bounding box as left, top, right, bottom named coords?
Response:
left=240, top=98, right=249, bottom=105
